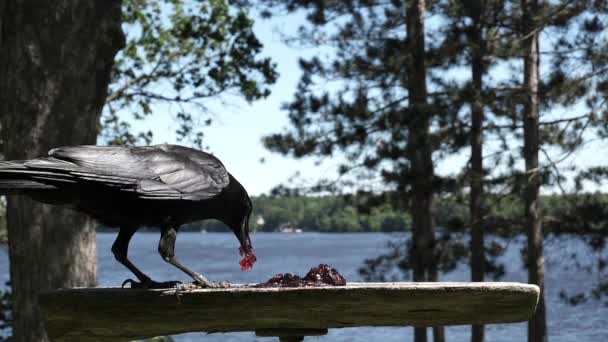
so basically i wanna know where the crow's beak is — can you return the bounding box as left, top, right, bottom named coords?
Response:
left=235, top=217, right=252, bottom=252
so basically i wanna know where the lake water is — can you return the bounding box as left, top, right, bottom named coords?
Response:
left=0, top=232, right=607, bottom=341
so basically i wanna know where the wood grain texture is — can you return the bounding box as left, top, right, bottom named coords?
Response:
left=39, top=282, right=539, bottom=342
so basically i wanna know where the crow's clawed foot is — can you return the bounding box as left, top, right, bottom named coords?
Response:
left=191, top=273, right=231, bottom=288
left=194, top=280, right=232, bottom=289
left=121, top=278, right=182, bottom=289
left=216, top=281, right=232, bottom=288
left=192, top=272, right=214, bottom=288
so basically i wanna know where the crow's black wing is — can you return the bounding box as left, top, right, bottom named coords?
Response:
left=17, top=144, right=230, bottom=200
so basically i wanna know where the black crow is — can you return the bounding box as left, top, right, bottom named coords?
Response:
left=0, top=144, right=256, bottom=288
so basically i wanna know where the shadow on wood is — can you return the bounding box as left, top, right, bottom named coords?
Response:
left=39, top=282, right=539, bottom=342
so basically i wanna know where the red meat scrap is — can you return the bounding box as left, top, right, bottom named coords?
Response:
left=255, top=264, right=347, bottom=288
left=239, top=246, right=257, bottom=271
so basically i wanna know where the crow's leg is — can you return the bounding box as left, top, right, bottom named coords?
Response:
left=158, top=225, right=218, bottom=288
left=112, top=227, right=181, bottom=289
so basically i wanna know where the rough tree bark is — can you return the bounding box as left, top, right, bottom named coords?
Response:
left=405, top=1, right=442, bottom=341
left=521, top=0, right=548, bottom=341
left=0, top=1, right=124, bottom=341
left=469, top=5, right=486, bottom=342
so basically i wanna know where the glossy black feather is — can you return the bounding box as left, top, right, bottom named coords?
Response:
left=0, top=144, right=249, bottom=229
left=0, top=144, right=254, bottom=286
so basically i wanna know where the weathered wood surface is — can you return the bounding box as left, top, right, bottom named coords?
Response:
left=40, top=282, right=539, bottom=342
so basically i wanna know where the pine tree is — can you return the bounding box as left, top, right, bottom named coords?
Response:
left=520, top=1, right=546, bottom=340
left=251, top=1, right=469, bottom=339
left=440, top=1, right=515, bottom=340
left=253, top=2, right=608, bottom=341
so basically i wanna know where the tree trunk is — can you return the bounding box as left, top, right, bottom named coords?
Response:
left=469, top=11, right=486, bottom=342
left=405, top=1, right=441, bottom=341
left=521, top=1, right=548, bottom=341
left=0, top=1, right=124, bottom=341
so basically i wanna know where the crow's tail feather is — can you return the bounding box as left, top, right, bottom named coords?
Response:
left=0, top=160, right=61, bottom=193
left=0, top=180, right=57, bottom=193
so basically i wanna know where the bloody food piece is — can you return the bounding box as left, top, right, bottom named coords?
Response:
left=303, top=264, right=347, bottom=286
left=239, top=246, right=257, bottom=271
left=255, top=264, right=347, bottom=287
left=258, top=273, right=305, bottom=287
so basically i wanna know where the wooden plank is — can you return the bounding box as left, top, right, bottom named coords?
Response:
left=39, top=282, right=539, bottom=342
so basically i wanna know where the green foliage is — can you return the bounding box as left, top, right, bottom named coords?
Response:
left=252, top=0, right=608, bottom=210
left=188, top=192, right=608, bottom=235
left=250, top=195, right=411, bottom=232
left=188, top=195, right=411, bottom=233
left=102, top=0, right=277, bottom=148
left=258, top=0, right=445, bottom=193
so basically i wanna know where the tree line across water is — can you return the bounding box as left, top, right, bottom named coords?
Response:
left=160, top=192, right=608, bottom=236
left=4, top=191, right=607, bottom=236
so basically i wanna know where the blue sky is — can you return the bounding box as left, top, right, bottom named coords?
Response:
left=123, top=10, right=608, bottom=196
